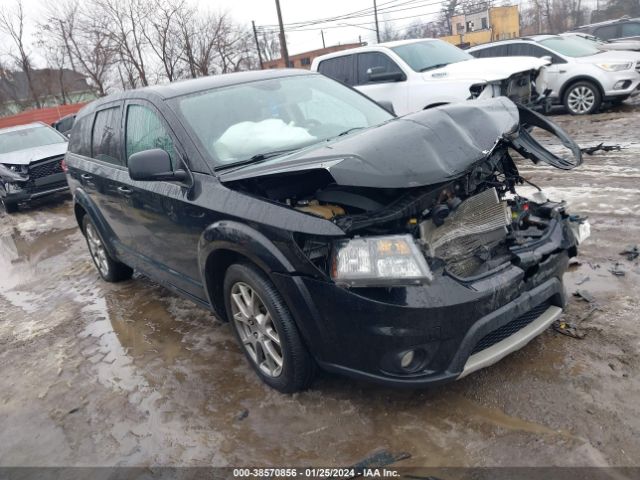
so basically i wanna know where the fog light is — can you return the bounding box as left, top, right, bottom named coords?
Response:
left=400, top=350, right=415, bottom=369
left=613, top=80, right=631, bottom=90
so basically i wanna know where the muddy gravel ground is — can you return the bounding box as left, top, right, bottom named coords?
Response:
left=1, top=100, right=640, bottom=470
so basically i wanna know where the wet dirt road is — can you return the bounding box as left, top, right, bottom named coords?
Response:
left=1, top=101, right=639, bottom=469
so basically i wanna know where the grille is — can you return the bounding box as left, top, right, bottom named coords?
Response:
left=29, top=157, right=64, bottom=180
left=470, top=300, right=552, bottom=355
left=636, top=62, right=640, bottom=74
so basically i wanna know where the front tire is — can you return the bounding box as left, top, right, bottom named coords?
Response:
left=82, top=216, right=133, bottom=282
left=223, top=263, right=315, bottom=393
left=563, top=81, right=601, bottom=115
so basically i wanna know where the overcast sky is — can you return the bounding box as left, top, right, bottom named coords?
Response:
left=5, top=0, right=450, bottom=62
left=204, top=0, right=448, bottom=54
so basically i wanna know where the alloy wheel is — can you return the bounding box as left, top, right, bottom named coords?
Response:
left=230, top=282, right=283, bottom=377
left=567, top=85, right=595, bottom=114
left=85, top=223, right=110, bottom=277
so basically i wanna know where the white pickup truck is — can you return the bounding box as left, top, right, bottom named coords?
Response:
left=311, top=38, right=549, bottom=116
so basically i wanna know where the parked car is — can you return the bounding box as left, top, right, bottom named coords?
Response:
left=66, top=70, right=589, bottom=392
left=468, top=35, right=640, bottom=114
left=574, top=16, right=640, bottom=42
left=52, top=114, right=76, bottom=137
left=310, top=38, right=549, bottom=116
left=561, top=31, right=640, bottom=52
left=0, top=122, right=69, bottom=213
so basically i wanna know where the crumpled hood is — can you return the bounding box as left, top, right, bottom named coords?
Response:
left=423, top=56, right=549, bottom=83
left=0, top=142, right=68, bottom=166
left=220, top=97, right=520, bottom=189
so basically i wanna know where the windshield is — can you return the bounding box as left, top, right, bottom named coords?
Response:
left=0, top=125, right=67, bottom=155
left=174, top=74, right=393, bottom=167
left=567, top=34, right=605, bottom=48
left=539, top=36, right=602, bottom=57
left=391, top=40, right=472, bottom=72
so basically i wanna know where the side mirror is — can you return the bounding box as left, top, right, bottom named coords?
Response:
left=128, top=148, right=188, bottom=182
left=541, top=55, right=553, bottom=64
left=367, top=66, right=405, bottom=83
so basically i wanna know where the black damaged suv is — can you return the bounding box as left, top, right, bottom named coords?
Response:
left=65, top=69, right=589, bottom=392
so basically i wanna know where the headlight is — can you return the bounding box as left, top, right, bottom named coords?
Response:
left=331, top=234, right=433, bottom=287
left=596, top=62, right=633, bottom=72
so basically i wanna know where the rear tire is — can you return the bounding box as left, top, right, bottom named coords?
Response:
left=82, top=216, right=133, bottom=282
left=223, top=263, right=315, bottom=393
left=2, top=198, right=17, bottom=214
left=563, top=81, right=601, bottom=115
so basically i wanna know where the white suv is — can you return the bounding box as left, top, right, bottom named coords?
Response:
left=469, top=35, right=640, bottom=114
left=310, top=39, right=548, bottom=116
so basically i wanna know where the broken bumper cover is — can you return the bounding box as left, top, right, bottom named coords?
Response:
left=273, top=250, right=569, bottom=388
left=1, top=175, right=69, bottom=204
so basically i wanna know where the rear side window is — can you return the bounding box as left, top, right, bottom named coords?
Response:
left=356, top=52, right=403, bottom=85
left=594, top=24, right=618, bottom=40
left=471, top=45, right=508, bottom=58
left=622, top=22, right=640, bottom=37
left=68, top=115, right=92, bottom=157
left=91, top=107, right=122, bottom=165
left=508, top=43, right=565, bottom=63
left=125, top=104, right=175, bottom=168
left=317, top=55, right=355, bottom=86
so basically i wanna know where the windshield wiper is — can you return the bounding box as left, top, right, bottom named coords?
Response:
left=337, top=127, right=365, bottom=137
left=419, top=63, right=450, bottom=72
left=214, top=148, right=297, bottom=171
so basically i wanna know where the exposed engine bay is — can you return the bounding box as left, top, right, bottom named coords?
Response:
left=222, top=98, right=586, bottom=283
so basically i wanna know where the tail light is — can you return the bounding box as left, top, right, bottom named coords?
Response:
left=61, top=158, right=68, bottom=172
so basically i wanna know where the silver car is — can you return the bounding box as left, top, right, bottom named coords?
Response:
left=468, top=35, right=640, bottom=114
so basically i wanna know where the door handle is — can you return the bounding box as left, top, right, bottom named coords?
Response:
left=117, top=186, right=133, bottom=195
left=81, top=173, right=93, bottom=180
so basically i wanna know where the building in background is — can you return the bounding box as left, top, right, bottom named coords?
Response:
left=441, top=5, right=520, bottom=48
left=0, top=68, right=96, bottom=116
left=263, top=42, right=366, bottom=69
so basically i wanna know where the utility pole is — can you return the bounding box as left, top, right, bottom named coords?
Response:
left=252, top=21, right=264, bottom=70
left=275, top=0, right=289, bottom=68
left=321, top=30, right=326, bottom=48
left=373, top=0, right=380, bottom=43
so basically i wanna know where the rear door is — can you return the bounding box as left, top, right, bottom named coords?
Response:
left=120, top=99, right=207, bottom=300
left=74, top=102, right=138, bottom=253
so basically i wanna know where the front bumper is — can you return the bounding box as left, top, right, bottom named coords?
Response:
left=602, top=71, right=640, bottom=98
left=274, top=247, right=570, bottom=387
left=0, top=177, right=69, bottom=204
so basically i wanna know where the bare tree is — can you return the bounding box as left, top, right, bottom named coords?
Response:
left=0, top=0, right=42, bottom=108
left=259, top=30, right=280, bottom=62
left=213, top=15, right=253, bottom=74
left=96, top=0, right=150, bottom=87
left=380, top=20, right=401, bottom=42
left=142, top=0, right=188, bottom=82
left=40, top=0, right=116, bottom=97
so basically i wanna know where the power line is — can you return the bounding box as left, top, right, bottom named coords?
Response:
left=259, top=0, right=435, bottom=29
left=257, top=2, right=448, bottom=34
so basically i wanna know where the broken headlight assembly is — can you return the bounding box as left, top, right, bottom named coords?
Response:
left=0, top=163, right=28, bottom=182
left=330, top=234, right=433, bottom=287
